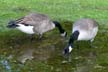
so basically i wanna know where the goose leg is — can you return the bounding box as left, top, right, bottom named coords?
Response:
left=89, top=38, right=95, bottom=48
left=76, top=41, right=80, bottom=49
left=76, top=41, right=80, bottom=59
left=89, top=40, right=93, bottom=48
left=39, top=34, right=43, bottom=40
left=28, top=34, right=35, bottom=42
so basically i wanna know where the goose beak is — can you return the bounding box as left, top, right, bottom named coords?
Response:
left=63, top=48, right=70, bottom=58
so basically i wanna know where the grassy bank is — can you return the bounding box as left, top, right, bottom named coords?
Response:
left=0, top=0, right=108, bottom=32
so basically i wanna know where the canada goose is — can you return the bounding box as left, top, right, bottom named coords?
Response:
left=63, top=18, right=98, bottom=56
left=7, top=13, right=67, bottom=39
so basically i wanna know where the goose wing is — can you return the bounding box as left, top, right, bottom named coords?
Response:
left=16, top=13, right=50, bottom=26
left=73, top=18, right=98, bottom=31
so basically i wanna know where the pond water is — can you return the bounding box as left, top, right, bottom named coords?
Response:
left=0, top=22, right=108, bottom=72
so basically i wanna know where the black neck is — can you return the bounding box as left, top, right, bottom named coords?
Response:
left=53, top=21, right=65, bottom=34
left=68, top=30, right=79, bottom=45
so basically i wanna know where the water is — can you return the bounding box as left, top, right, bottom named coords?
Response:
left=0, top=22, right=108, bottom=72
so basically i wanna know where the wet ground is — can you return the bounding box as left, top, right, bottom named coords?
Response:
left=0, top=22, right=108, bottom=72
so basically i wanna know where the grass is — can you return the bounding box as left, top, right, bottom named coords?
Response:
left=0, top=0, right=108, bottom=72
left=1, top=0, right=108, bottom=32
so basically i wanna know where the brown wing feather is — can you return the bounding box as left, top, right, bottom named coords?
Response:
left=15, top=13, right=50, bottom=26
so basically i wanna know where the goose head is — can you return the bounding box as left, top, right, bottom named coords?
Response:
left=63, top=44, right=73, bottom=57
left=7, top=20, right=19, bottom=28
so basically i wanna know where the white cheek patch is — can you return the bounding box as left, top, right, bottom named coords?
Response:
left=69, top=46, right=73, bottom=53
left=61, top=32, right=66, bottom=37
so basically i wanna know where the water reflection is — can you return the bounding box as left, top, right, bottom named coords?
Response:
left=75, top=51, right=97, bottom=72
left=0, top=21, right=107, bottom=72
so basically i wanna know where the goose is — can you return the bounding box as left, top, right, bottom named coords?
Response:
left=63, top=18, right=98, bottom=56
left=7, top=13, right=67, bottom=39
